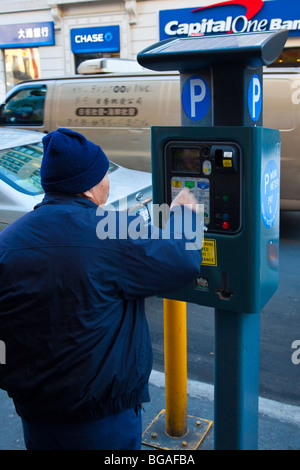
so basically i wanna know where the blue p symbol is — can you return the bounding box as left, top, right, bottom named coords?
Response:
left=248, top=74, right=262, bottom=122
left=182, top=75, right=211, bottom=121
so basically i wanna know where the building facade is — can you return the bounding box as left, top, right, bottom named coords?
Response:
left=0, top=0, right=299, bottom=100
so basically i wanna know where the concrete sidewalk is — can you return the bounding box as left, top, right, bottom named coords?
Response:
left=0, top=370, right=299, bottom=450
left=142, top=371, right=300, bottom=451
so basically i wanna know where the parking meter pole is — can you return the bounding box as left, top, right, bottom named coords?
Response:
left=214, top=309, right=260, bottom=450
left=163, top=298, right=187, bottom=437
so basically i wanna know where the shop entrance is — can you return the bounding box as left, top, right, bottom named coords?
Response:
left=4, top=48, right=40, bottom=91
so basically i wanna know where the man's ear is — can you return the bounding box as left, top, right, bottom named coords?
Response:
left=83, top=190, right=93, bottom=198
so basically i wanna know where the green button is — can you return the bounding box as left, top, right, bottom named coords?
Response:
left=222, top=195, right=229, bottom=203
left=185, top=181, right=195, bottom=189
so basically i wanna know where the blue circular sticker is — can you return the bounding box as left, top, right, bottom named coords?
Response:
left=261, top=160, right=280, bottom=229
left=182, top=75, right=211, bottom=121
left=248, top=74, right=262, bottom=122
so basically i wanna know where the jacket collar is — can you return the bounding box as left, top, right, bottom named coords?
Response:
left=34, top=192, right=98, bottom=210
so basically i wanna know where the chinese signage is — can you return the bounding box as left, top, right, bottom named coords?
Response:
left=159, top=0, right=300, bottom=39
left=0, top=22, right=55, bottom=48
left=70, top=26, right=120, bottom=54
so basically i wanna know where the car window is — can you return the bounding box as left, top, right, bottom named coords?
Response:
left=0, top=86, right=46, bottom=126
left=0, top=139, right=117, bottom=196
left=0, top=141, right=43, bottom=195
left=108, top=161, right=117, bottom=174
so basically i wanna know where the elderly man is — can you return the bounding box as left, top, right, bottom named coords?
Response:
left=0, top=128, right=202, bottom=450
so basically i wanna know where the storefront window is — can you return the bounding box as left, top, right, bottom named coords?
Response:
left=4, top=48, right=40, bottom=90
left=75, top=52, right=120, bottom=73
left=269, top=47, right=300, bottom=67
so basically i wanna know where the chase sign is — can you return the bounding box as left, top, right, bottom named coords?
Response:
left=70, top=25, right=120, bottom=54
left=159, top=0, right=300, bottom=39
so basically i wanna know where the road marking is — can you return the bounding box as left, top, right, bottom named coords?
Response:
left=149, top=370, right=300, bottom=427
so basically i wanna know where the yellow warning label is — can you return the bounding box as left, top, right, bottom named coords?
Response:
left=202, top=239, right=217, bottom=266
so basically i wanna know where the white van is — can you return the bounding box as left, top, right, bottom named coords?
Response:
left=0, top=59, right=180, bottom=173
left=0, top=59, right=299, bottom=209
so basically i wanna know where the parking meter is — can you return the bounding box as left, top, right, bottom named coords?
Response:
left=138, top=30, right=287, bottom=314
left=150, top=125, right=281, bottom=313
left=138, top=30, right=288, bottom=450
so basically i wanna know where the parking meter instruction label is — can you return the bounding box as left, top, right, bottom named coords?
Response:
left=261, top=159, right=280, bottom=229
left=171, top=176, right=210, bottom=225
left=182, top=76, right=211, bottom=121
left=248, top=74, right=262, bottom=122
left=202, top=239, right=217, bottom=266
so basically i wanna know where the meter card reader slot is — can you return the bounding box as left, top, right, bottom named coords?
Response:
left=165, top=141, right=242, bottom=234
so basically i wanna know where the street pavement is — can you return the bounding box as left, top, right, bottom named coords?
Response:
left=0, top=369, right=299, bottom=451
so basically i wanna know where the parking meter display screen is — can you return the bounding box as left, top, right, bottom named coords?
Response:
left=171, top=147, right=201, bottom=173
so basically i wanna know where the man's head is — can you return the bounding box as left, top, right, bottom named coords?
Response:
left=41, top=128, right=110, bottom=205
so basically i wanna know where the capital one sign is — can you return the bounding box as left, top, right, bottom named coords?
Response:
left=159, top=0, right=300, bottom=39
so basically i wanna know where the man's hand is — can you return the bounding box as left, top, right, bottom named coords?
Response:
left=170, top=188, right=199, bottom=213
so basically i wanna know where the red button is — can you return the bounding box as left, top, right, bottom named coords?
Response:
left=222, top=221, right=230, bottom=230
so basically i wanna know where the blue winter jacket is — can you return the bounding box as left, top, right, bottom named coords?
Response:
left=0, top=192, right=202, bottom=424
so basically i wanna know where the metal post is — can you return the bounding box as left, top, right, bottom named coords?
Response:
left=214, top=308, right=260, bottom=450
left=142, top=298, right=212, bottom=449
left=163, top=298, right=187, bottom=437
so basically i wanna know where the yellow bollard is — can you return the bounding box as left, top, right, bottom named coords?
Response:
left=142, top=298, right=213, bottom=449
left=163, top=298, right=187, bottom=437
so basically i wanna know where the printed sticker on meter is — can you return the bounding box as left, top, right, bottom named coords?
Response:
left=202, top=239, right=217, bottom=266
left=171, top=177, right=210, bottom=226
left=261, top=159, right=280, bottom=229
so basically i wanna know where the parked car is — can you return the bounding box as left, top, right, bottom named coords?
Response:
left=0, top=128, right=152, bottom=232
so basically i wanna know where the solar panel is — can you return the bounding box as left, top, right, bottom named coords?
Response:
left=137, top=30, right=289, bottom=71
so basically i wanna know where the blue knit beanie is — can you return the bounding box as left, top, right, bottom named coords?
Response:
left=41, top=128, right=109, bottom=193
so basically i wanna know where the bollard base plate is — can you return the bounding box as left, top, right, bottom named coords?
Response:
left=142, top=409, right=213, bottom=450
